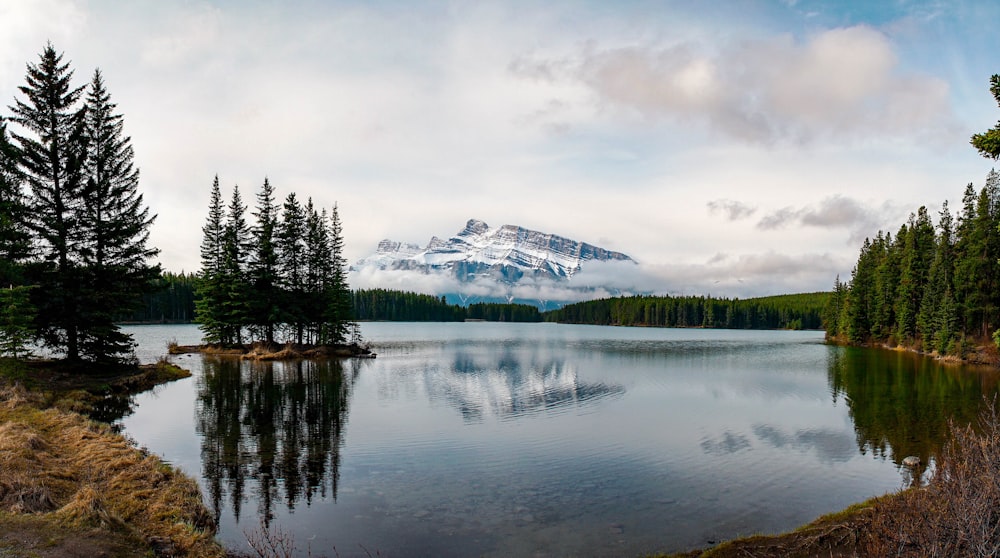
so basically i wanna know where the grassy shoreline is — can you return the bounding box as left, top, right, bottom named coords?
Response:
left=0, top=359, right=225, bottom=557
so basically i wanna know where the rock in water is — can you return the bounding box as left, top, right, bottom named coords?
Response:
left=902, top=455, right=920, bottom=468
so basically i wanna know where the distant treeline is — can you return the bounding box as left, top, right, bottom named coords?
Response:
left=121, top=271, right=198, bottom=323
left=131, top=280, right=827, bottom=329
left=544, top=292, right=830, bottom=330
left=126, top=284, right=544, bottom=324
left=351, top=288, right=541, bottom=322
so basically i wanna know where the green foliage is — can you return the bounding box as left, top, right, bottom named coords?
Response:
left=971, top=74, right=1000, bottom=159
left=196, top=176, right=226, bottom=344
left=196, top=180, right=357, bottom=346
left=120, top=271, right=198, bottom=323
left=352, top=289, right=464, bottom=321
left=0, top=285, right=35, bottom=358
left=349, top=289, right=543, bottom=322
left=828, top=171, right=1000, bottom=354
left=543, top=292, right=829, bottom=329
left=466, top=302, right=541, bottom=322
left=3, top=44, right=158, bottom=364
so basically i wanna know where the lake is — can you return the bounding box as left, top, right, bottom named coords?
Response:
left=117, top=322, right=1000, bottom=557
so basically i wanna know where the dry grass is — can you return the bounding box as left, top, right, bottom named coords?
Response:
left=861, top=399, right=1000, bottom=557
left=0, top=384, right=224, bottom=557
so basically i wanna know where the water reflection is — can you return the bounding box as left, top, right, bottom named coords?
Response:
left=424, top=349, right=626, bottom=422
left=828, top=346, right=1000, bottom=470
left=196, top=357, right=360, bottom=523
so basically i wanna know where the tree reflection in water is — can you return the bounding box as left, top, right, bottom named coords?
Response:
left=828, top=346, right=1000, bottom=474
left=196, top=357, right=360, bottom=524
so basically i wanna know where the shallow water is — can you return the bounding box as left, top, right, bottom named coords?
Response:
left=118, top=323, right=1000, bottom=557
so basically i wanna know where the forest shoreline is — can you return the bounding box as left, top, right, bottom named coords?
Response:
left=825, top=334, right=1000, bottom=369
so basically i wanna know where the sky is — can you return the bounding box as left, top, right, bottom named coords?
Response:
left=2, top=0, right=999, bottom=299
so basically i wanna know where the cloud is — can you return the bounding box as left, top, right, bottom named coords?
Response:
left=752, top=424, right=857, bottom=462
left=520, top=25, right=959, bottom=145
left=755, top=195, right=905, bottom=244
left=707, top=199, right=757, bottom=221
left=351, top=249, right=843, bottom=304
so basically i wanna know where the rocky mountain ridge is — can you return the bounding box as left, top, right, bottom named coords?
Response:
left=353, top=218, right=635, bottom=284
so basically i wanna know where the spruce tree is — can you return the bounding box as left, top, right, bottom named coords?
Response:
left=249, top=178, right=280, bottom=344
left=220, top=185, right=251, bottom=345
left=76, top=69, right=159, bottom=362
left=845, top=238, right=876, bottom=344
left=303, top=200, right=331, bottom=343
left=9, top=43, right=88, bottom=360
left=918, top=202, right=955, bottom=351
left=895, top=208, right=935, bottom=343
left=953, top=182, right=979, bottom=333
left=0, top=118, right=29, bottom=284
left=196, top=176, right=227, bottom=344
left=0, top=285, right=35, bottom=358
left=277, top=193, right=306, bottom=343
left=870, top=231, right=898, bottom=340
left=971, top=74, right=1000, bottom=159
left=326, top=203, right=354, bottom=344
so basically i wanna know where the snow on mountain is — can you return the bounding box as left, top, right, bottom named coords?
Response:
left=353, top=219, right=635, bottom=284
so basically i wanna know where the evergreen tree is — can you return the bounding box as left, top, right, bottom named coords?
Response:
left=196, top=176, right=227, bottom=344
left=9, top=43, right=88, bottom=360
left=895, top=208, right=935, bottom=343
left=325, top=203, right=353, bottom=343
left=277, top=193, right=306, bottom=343
left=249, top=177, right=280, bottom=344
left=971, top=74, right=1000, bottom=159
left=76, top=69, right=159, bottom=362
left=845, top=238, right=877, bottom=344
left=963, top=173, right=1000, bottom=338
left=0, top=118, right=29, bottom=284
left=220, top=185, right=250, bottom=345
left=953, top=182, right=979, bottom=334
left=870, top=231, right=899, bottom=339
left=303, top=200, right=331, bottom=343
left=0, top=285, right=35, bottom=358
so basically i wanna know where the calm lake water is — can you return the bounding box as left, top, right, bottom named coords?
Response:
left=117, top=323, right=1000, bottom=557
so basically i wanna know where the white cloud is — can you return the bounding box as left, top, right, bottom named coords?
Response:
left=707, top=199, right=757, bottom=221
left=754, top=195, right=907, bottom=245
left=523, top=25, right=961, bottom=145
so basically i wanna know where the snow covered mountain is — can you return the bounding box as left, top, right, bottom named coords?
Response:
left=353, top=219, right=635, bottom=284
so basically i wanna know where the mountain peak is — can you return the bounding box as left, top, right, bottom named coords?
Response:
left=460, top=219, right=490, bottom=237
left=354, top=218, right=634, bottom=286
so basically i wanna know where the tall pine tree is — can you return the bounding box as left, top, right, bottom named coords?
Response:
left=220, top=184, right=250, bottom=345
left=325, top=203, right=353, bottom=344
left=9, top=44, right=89, bottom=360
left=0, top=118, right=29, bottom=285
left=249, top=178, right=280, bottom=344
left=77, top=69, right=160, bottom=362
left=196, top=176, right=227, bottom=344
left=277, top=193, right=306, bottom=344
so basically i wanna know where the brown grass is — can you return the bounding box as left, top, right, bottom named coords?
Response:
left=0, top=384, right=223, bottom=556
left=861, top=399, right=1000, bottom=557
